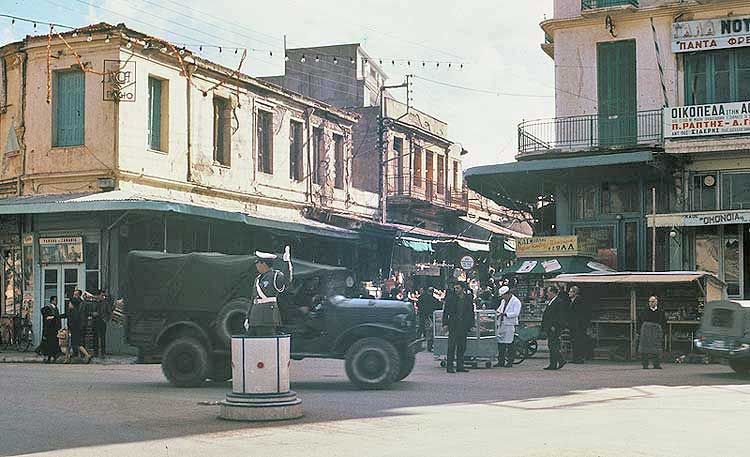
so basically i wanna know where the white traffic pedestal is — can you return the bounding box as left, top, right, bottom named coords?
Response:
left=219, top=334, right=303, bottom=421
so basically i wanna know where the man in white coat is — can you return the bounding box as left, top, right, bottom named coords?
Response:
left=495, top=286, right=522, bottom=368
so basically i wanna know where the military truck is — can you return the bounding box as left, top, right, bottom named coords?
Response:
left=124, top=251, right=420, bottom=389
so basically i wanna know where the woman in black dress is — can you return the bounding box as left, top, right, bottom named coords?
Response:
left=40, top=296, right=63, bottom=363
left=637, top=295, right=667, bottom=369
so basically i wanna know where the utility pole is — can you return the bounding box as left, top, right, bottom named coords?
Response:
left=378, top=75, right=411, bottom=224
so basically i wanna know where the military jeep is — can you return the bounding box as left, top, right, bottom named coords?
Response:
left=696, top=300, right=750, bottom=376
left=124, top=251, right=420, bottom=389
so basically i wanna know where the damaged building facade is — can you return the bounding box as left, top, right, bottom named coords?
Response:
left=0, top=23, right=379, bottom=351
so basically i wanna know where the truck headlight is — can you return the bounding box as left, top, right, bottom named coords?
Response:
left=394, top=313, right=412, bottom=328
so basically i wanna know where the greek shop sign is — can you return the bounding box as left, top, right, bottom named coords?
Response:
left=683, top=211, right=750, bottom=227
left=665, top=102, right=750, bottom=138
left=672, top=16, right=750, bottom=53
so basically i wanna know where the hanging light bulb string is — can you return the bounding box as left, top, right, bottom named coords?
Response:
left=1, top=13, right=75, bottom=30
left=46, top=25, right=53, bottom=104
left=285, top=50, right=466, bottom=69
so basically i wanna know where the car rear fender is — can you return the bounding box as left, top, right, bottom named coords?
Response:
left=156, top=321, right=212, bottom=352
left=333, top=324, right=408, bottom=355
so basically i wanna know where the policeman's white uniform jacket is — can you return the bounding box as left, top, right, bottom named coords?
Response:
left=496, top=294, right=522, bottom=344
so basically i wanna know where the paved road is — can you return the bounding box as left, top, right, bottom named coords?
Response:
left=1, top=354, right=748, bottom=457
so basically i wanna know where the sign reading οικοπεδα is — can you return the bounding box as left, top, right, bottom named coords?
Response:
left=664, top=102, right=750, bottom=138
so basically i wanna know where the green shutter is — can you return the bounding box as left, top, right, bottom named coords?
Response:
left=55, top=71, right=85, bottom=147
left=597, top=40, right=636, bottom=147
left=148, top=77, right=162, bottom=150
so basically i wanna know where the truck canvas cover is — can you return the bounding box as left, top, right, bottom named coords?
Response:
left=126, top=250, right=351, bottom=313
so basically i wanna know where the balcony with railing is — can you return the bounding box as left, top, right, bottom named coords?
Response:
left=386, top=174, right=468, bottom=212
left=517, top=110, right=663, bottom=156
left=581, top=0, right=638, bottom=10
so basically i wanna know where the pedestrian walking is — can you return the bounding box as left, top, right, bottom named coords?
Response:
left=40, top=296, right=62, bottom=363
left=637, top=295, right=666, bottom=369
left=61, top=290, right=92, bottom=363
left=494, top=286, right=522, bottom=367
left=442, top=282, right=474, bottom=373
left=568, top=286, right=591, bottom=364
left=542, top=286, right=568, bottom=371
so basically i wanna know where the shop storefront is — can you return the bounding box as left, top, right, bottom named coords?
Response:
left=0, top=193, right=361, bottom=352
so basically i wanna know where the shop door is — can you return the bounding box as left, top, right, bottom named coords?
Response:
left=597, top=40, right=637, bottom=147
left=42, top=265, right=85, bottom=329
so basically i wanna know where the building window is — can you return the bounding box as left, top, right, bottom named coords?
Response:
left=312, top=127, right=323, bottom=185
left=721, top=172, right=750, bottom=210
left=413, top=147, right=422, bottom=187
left=213, top=96, right=231, bottom=166
left=393, top=137, right=404, bottom=192
left=437, top=155, right=445, bottom=195
left=257, top=110, right=273, bottom=174
left=53, top=70, right=85, bottom=147
left=85, top=241, right=100, bottom=292
left=334, top=134, right=344, bottom=189
left=574, top=185, right=598, bottom=220
left=453, top=161, right=461, bottom=191
left=601, top=182, right=638, bottom=214
left=692, top=173, right=718, bottom=211
left=289, top=120, right=303, bottom=181
left=685, top=47, right=750, bottom=105
left=147, top=76, right=168, bottom=152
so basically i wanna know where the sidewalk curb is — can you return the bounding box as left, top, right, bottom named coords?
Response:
left=0, top=354, right=136, bottom=365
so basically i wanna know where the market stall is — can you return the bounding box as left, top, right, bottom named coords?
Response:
left=496, top=236, right=613, bottom=323
left=548, top=272, right=726, bottom=360
left=433, top=310, right=496, bottom=368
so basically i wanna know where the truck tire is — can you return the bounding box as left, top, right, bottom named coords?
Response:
left=729, top=359, right=750, bottom=375
left=396, top=349, right=416, bottom=381
left=215, top=298, right=252, bottom=348
left=345, top=337, right=400, bottom=390
left=161, top=337, right=210, bottom=387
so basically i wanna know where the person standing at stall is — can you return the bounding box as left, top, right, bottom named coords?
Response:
left=637, top=295, right=667, bottom=369
left=568, top=286, right=591, bottom=364
left=442, top=282, right=474, bottom=373
left=417, top=287, right=438, bottom=352
left=542, top=286, right=568, bottom=371
left=494, top=286, right=522, bottom=368
left=40, top=296, right=62, bottom=363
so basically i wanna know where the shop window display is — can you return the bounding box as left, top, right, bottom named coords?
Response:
left=721, top=172, right=750, bottom=210
left=574, top=226, right=617, bottom=269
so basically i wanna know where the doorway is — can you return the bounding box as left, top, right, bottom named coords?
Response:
left=42, top=265, right=84, bottom=329
left=597, top=40, right=637, bottom=146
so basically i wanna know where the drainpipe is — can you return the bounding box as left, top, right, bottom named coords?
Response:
left=186, top=67, right=193, bottom=182
left=19, top=51, right=28, bottom=195
left=305, top=107, right=315, bottom=204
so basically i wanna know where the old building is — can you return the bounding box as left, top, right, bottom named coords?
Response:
left=0, top=23, right=379, bottom=349
left=265, top=44, right=530, bottom=283
left=468, top=0, right=750, bottom=296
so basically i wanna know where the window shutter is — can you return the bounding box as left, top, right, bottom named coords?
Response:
left=56, top=71, right=85, bottom=147
left=148, top=78, right=161, bottom=150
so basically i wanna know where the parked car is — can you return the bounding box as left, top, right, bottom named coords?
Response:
left=695, top=300, right=750, bottom=375
left=124, top=251, right=420, bottom=389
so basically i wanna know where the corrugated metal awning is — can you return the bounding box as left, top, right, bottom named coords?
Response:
left=0, top=191, right=359, bottom=240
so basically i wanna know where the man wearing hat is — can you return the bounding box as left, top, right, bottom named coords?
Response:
left=246, top=251, right=289, bottom=336
left=495, top=286, right=522, bottom=368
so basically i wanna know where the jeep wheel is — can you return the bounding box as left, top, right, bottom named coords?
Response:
left=162, top=337, right=210, bottom=387
left=345, top=337, right=400, bottom=390
left=215, top=298, right=252, bottom=348
left=396, top=349, right=416, bottom=381
left=729, top=359, right=750, bottom=375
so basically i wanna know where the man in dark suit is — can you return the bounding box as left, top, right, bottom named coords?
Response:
left=442, top=282, right=474, bottom=373
left=542, top=285, right=568, bottom=371
left=568, top=286, right=591, bottom=364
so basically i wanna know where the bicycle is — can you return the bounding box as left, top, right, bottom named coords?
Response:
left=0, top=316, right=34, bottom=352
